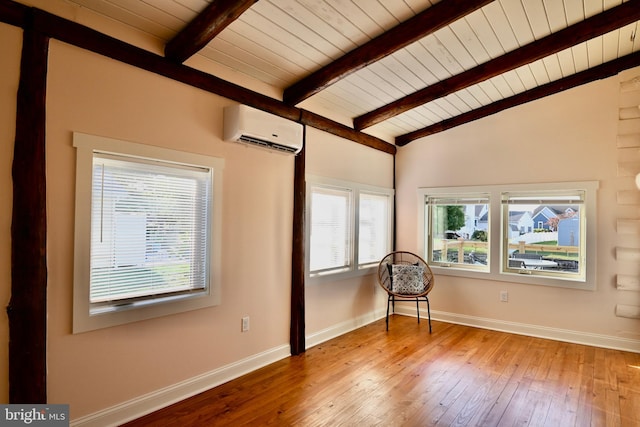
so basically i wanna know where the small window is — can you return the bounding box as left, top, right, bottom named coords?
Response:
left=73, top=133, right=224, bottom=332
left=309, top=186, right=352, bottom=274
left=425, top=194, right=490, bottom=271
left=307, top=176, right=393, bottom=282
left=502, top=190, right=586, bottom=281
left=358, top=192, right=392, bottom=267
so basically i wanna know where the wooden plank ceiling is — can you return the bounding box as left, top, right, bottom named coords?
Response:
left=63, top=0, right=640, bottom=146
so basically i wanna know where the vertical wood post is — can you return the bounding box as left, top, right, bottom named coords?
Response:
left=7, top=19, right=49, bottom=403
left=290, top=127, right=306, bottom=355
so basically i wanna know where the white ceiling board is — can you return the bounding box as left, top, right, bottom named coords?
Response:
left=542, top=55, right=563, bottom=81
left=60, top=0, right=640, bottom=143
left=350, top=0, right=397, bottom=32
left=500, top=0, right=534, bottom=46
left=482, top=1, right=520, bottom=52
left=69, top=0, right=177, bottom=40
left=422, top=32, right=464, bottom=75
left=436, top=26, right=478, bottom=70
left=543, top=0, right=568, bottom=32
left=450, top=16, right=492, bottom=64
left=465, top=8, right=505, bottom=59
left=522, top=0, right=551, bottom=39
left=173, top=0, right=209, bottom=13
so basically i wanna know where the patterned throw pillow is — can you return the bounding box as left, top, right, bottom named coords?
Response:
left=391, top=264, right=425, bottom=295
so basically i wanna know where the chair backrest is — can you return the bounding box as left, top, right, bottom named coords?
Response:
left=377, top=251, right=435, bottom=297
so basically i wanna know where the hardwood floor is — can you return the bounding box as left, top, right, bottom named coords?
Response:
left=123, top=316, right=640, bottom=426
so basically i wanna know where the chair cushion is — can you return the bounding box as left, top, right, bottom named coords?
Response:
left=391, top=264, right=425, bottom=294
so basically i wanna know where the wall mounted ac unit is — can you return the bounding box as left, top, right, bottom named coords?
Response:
left=223, top=104, right=303, bottom=154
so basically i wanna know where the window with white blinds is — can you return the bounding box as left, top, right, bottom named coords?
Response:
left=309, top=186, right=352, bottom=273
left=307, top=176, right=393, bottom=281
left=358, top=192, right=391, bottom=266
left=89, top=154, right=211, bottom=304
left=73, top=133, right=224, bottom=333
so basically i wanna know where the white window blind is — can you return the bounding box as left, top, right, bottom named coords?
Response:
left=358, top=192, right=390, bottom=265
left=90, top=153, right=211, bottom=303
left=309, top=186, right=352, bottom=273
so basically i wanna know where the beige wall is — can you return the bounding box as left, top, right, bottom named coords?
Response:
left=0, top=23, right=21, bottom=405
left=305, top=127, right=394, bottom=334
left=395, top=68, right=640, bottom=343
left=44, top=41, right=297, bottom=417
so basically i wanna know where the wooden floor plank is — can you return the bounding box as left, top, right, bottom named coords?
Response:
left=123, top=316, right=640, bottom=427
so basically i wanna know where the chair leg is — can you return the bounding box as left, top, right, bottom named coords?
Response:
left=416, top=298, right=420, bottom=324
left=385, top=296, right=391, bottom=331
left=426, top=296, right=432, bottom=333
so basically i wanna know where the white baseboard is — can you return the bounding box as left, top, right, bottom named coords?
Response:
left=393, top=305, right=640, bottom=353
left=71, top=309, right=387, bottom=427
left=306, top=309, right=386, bottom=349
left=70, top=344, right=291, bottom=427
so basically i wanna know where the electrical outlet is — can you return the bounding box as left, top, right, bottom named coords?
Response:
left=500, top=290, right=508, bottom=302
left=241, top=316, right=250, bottom=332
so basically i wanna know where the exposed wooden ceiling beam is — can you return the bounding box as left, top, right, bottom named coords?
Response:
left=395, top=50, right=640, bottom=146
left=165, top=0, right=258, bottom=64
left=15, top=7, right=395, bottom=155
left=299, top=110, right=395, bottom=154
left=0, top=0, right=27, bottom=27
left=282, top=0, right=493, bottom=106
left=355, top=0, right=640, bottom=131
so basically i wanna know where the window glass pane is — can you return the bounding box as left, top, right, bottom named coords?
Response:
left=503, top=192, right=583, bottom=277
left=310, top=186, right=352, bottom=272
left=427, top=196, right=489, bottom=269
left=90, top=155, right=211, bottom=303
left=358, top=192, right=390, bottom=265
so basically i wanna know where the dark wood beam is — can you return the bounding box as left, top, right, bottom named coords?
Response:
left=283, top=0, right=493, bottom=106
left=0, top=0, right=27, bottom=27
left=290, top=130, right=306, bottom=356
left=22, top=8, right=394, bottom=154
left=356, top=0, right=640, bottom=131
left=395, top=50, right=640, bottom=145
left=300, top=110, right=396, bottom=155
left=165, top=0, right=258, bottom=64
left=8, top=18, right=49, bottom=403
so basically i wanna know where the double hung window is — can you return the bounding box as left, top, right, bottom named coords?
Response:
left=307, top=176, right=393, bottom=281
left=73, top=133, right=224, bottom=332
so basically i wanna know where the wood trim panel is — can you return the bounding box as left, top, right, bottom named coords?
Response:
left=8, top=19, right=49, bottom=403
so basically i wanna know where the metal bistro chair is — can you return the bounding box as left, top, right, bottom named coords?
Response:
left=377, top=251, right=435, bottom=332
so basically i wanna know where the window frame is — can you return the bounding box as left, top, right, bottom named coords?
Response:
left=424, top=193, right=491, bottom=272
left=417, top=181, right=598, bottom=290
left=73, top=133, right=225, bottom=333
left=306, top=175, right=394, bottom=284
